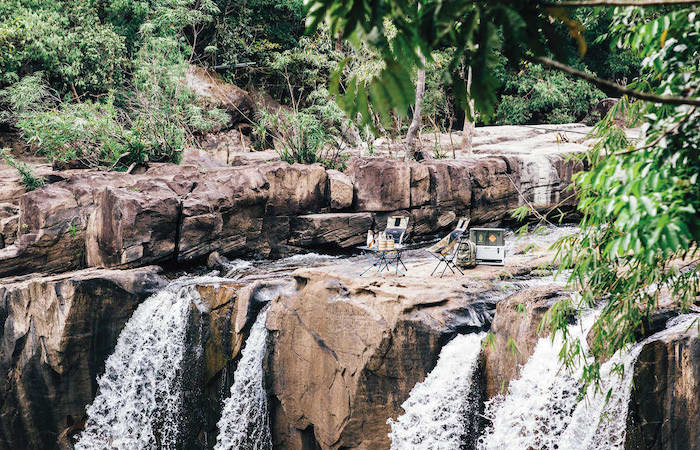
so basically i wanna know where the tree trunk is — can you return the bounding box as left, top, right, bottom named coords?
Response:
left=405, top=52, right=426, bottom=160
left=462, top=66, right=475, bottom=156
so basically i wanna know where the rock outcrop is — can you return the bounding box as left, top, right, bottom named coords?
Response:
left=0, top=153, right=580, bottom=278
left=482, top=285, right=569, bottom=398
left=265, top=268, right=499, bottom=449
left=625, top=319, right=700, bottom=450
left=0, top=267, right=166, bottom=449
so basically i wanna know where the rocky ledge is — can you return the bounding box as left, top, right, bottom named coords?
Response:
left=0, top=149, right=581, bottom=278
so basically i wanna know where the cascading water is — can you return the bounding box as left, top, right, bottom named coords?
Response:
left=75, top=276, right=226, bottom=449
left=558, top=313, right=700, bottom=449
left=214, top=307, right=272, bottom=450
left=479, top=313, right=699, bottom=450
left=388, top=332, right=485, bottom=450
left=478, top=312, right=596, bottom=450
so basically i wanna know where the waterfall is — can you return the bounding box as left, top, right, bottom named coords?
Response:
left=478, top=313, right=596, bottom=450
left=75, top=276, right=225, bottom=450
left=214, top=307, right=272, bottom=450
left=479, top=313, right=699, bottom=450
left=388, top=332, right=485, bottom=450
left=558, top=313, right=700, bottom=449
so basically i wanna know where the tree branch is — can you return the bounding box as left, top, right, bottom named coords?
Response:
left=544, top=0, right=699, bottom=6
left=532, top=56, right=700, bottom=107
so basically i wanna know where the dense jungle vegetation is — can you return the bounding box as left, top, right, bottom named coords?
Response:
left=0, top=0, right=638, bottom=169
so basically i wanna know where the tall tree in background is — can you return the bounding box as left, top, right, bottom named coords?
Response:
left=405, top=51, right=426, bottom=159
left=462, top=66, right=475, bottom=156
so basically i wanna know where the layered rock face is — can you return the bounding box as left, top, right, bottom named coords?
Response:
left=0, top=267, right=166, bottom=449
left=625, top=321, right=700, bottom=450
left=0, top=152, right=580, bottom=278
left=265, top=268, right=499, bottom=449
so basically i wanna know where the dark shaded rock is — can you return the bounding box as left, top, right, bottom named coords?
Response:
left=0, top=266, right=166, bottom=450
left=625, top=318, right=700, bottom=450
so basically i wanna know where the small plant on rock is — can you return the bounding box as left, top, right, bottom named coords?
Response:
left=1, top=148, right=46, bottom=191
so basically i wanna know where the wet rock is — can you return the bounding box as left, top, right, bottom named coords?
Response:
left=625, top=319, right=700, bottom=450
left=326, top=169, right=353, bottom=210
left=0, top=266, right=166, bottom=450
left=266, top=269, right=498, bottom=449
left=482, top=285, right=569, bottom=398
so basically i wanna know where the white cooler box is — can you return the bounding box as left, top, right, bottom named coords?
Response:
left=469, top=228, right=506, bottom=266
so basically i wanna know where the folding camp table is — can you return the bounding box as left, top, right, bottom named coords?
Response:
left=358, top=245, right=408, bottom=276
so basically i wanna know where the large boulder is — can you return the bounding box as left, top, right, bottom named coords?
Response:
left=288, top=213, right=373, bottom=249
left=0, top=266, right=167, bottom=450
left=262, top=163, right=329, bottom=216
left=467, top=156, right=520, bottom=223
left=185, top=66, right=254, bottom=126
left=86, top=181, right=181, bottom=268
left=482, top=285, right=569, bottom=399
left=346, top=158, right=411, bottom=212
left=625, top=319, right=700, bottom=450
left=178, top=167, right=270, bottom=261
left=266, top=269, right=498, bottom=449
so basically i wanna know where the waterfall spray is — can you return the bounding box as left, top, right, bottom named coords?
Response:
left=76, top=276, right=225, bottom=449
left=388, top=332, right=485, bottom=449
left=478, top=312, right=596, bottom=450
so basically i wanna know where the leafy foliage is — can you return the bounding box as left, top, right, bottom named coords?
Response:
left=494, top=63, right=605, bottom=125
left=548, top=7, right=700, bottom=391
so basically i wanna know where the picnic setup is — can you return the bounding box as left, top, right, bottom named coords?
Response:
left=359, top=215, right=506, bottom=277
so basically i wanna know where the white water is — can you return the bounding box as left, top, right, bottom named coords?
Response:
left=76, top=276, right=226, bottom=450
left=214, top=307, right=272, bottom=450
left=478, top=313, right=596, bottom=450
left=479, top=313, right=699, bottom=450
left=558, top=313, right=700, bottom=449
left=388, top=332, right=485, bottom=449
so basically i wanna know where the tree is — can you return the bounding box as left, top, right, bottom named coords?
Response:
left=306, top=0, right=700, bottom=391
left=405, top=51, right=427, bottom=159
left=462, top=66, right=475, bottom=156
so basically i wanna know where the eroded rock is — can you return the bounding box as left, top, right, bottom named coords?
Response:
left=266, top=268, right=498, bottom=449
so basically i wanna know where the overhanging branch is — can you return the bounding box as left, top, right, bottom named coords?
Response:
left=544, top=0, right=699, bottom=6
left=532, top=56, right=700, bottom=107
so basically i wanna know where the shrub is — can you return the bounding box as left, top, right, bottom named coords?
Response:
left=257, top=108, right=348, bottom=170
left=494, top=63, right=605, bottom=125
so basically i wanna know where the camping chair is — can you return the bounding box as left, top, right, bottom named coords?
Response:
left=382, top=216, right=410, bottom=272
left=384, top=216, right=410, bottom=245
left=427, top=217, right=470, bottom=277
